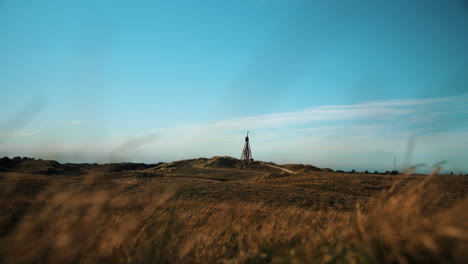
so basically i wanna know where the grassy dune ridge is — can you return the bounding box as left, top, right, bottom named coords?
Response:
left=0, top=157, right=467, bottom=263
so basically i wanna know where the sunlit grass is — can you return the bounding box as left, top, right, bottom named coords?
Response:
left=0, top=170, right=466, bottom=263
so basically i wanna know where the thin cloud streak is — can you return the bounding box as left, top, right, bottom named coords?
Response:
left=172, top=94, right=468, bottom=131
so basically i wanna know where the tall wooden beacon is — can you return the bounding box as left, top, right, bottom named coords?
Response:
left=241, top=131, right=254, bottom=161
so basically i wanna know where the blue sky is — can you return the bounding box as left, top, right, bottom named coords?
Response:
left=1, top=0, right=467, bottom=173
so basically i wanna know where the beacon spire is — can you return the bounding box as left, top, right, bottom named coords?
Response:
left=241, top=131, right=253, bottom=161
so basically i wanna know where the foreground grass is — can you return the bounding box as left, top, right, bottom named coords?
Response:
left=0, top=172, right=467, bottom=263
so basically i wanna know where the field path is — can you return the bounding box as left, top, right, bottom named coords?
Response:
left=260, top=163, right=295, bottom=174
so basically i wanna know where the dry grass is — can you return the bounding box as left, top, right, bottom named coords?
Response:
left=0, top=168, right=467, bottom=263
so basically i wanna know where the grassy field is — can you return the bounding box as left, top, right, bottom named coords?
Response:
left=0, top=156, right=467, bottom=263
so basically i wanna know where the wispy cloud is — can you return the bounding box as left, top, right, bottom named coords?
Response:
left=170, top=94, right=468, bottom=132
left=0, top=130, right=41, bottom=138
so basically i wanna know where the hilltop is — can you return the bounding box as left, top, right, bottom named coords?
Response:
left=0, top=155, right=333, bottom=178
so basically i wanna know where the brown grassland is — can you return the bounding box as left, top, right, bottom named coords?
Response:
left=0, top=156, right=467, bottom=263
